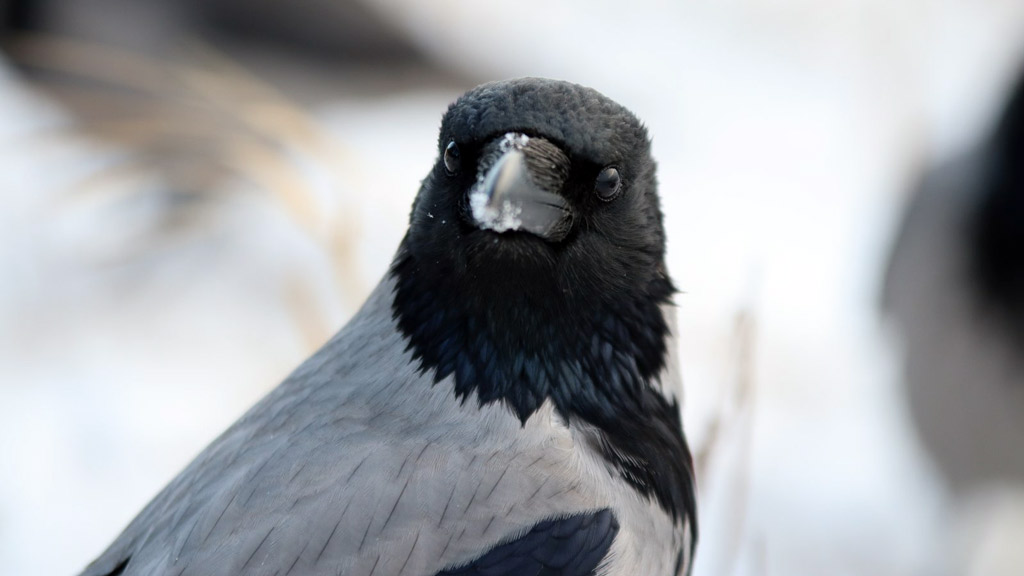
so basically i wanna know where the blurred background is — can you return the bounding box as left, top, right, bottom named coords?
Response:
left=2, top=1, right=1024, bottom=575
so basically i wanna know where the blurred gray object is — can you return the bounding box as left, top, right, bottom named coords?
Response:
left=1, top=0, right=422, bottom=61
left=884, top=66, right=1024, bottom=493
left=1, top=0, right=36, bottom=33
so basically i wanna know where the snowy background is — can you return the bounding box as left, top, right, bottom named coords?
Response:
left=2, top=1, right=1024, bottom=575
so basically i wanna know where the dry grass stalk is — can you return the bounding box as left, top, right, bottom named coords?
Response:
left=8, top=34, right=371, bottom=346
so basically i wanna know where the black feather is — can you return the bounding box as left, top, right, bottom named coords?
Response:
left=435, top=509, right=619, bottom=576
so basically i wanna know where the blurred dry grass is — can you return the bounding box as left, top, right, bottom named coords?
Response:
left=7, top=34, right=371, bottom=348
left=692, top=300, right=759, bottom=576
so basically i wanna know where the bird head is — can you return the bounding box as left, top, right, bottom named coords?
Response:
left=405, top=78, right=668, bottom=311
left=392, top=78, right=675, bottom=421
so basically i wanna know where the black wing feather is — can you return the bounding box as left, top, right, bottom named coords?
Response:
left=435, top=509, right=618, bottom=576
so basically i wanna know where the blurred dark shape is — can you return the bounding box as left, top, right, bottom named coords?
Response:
left=0, top=0, right=421, bottom=62
left=972, top=71, right=1024, bottom=343
left=884, top=62, right=1024, bottom=493
left=195, top=0, right=420, bottom=62
left=1, top=0, right=41, bottom=35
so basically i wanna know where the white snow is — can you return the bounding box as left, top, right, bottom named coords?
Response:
left=468, top=132, right=530, bottom=232
left=469, top=191, right=522, bottom=233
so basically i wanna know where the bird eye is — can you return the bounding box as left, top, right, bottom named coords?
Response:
left=595, top=167, right=621, bottom=201
left=444, top=141, right=461, bottom=175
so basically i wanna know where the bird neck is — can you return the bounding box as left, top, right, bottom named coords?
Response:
left=390, top=241, right=672, bottom=420
left=389, top=238, right=697, bottom=530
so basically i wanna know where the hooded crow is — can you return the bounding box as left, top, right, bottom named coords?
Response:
left=884, top=68, right=1024, bottom=492
left=79, top=78, right=697, bottom=576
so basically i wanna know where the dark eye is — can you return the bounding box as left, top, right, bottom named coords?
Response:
left=595, top=166, right=621, bottom=200
left=444, top=141, right=461, bottom=175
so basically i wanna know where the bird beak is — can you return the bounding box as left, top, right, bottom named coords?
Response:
left=469, top=149, right=573, bottom=242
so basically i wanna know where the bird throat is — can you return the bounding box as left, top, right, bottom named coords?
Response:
left=389, top=239, right=697, bottom=531
left=391, top=240, right=672, bottom=423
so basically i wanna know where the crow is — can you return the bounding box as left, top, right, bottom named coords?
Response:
left=884, top=68, right=1024, bottom=492
left=79, top=78, right=697, bottom=576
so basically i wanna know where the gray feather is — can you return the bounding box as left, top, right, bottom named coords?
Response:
left=80, top=277, right=686, bottom=576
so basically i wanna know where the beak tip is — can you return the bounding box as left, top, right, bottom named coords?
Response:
left=469, top=188, right=524, bottom=233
